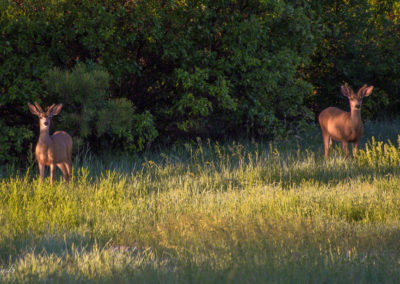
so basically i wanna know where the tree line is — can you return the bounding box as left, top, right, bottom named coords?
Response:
left=1, top=0, right=399, bottom=164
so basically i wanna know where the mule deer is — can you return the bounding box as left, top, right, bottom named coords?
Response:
left=318, top=83, right=373, bottom=159
left=28, top=102, right=73, bottom=184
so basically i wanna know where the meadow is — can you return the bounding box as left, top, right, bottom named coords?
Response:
left=1, top=121, right=400, bottom=283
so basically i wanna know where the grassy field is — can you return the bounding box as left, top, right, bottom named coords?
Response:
left=1, top=121, right=400, bottom=283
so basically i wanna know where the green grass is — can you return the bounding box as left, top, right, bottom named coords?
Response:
left=1, top=121, right=400, bottom=283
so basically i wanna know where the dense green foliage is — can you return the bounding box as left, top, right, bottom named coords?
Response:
left=0, top=0, right=399, bottom=163
left=1, top=122, right=400, bottom=282
left=44, top=63, right=158, bottom=151
left=307, top=0, right=400, bottom=119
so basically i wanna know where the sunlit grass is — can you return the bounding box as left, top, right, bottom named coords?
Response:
left=1, top=122, right=400, bottom=283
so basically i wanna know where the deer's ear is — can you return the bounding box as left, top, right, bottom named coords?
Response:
left=362, top=86, right=374, bottom=97
left=357, top=84, right=368, bottom=97
left=28, top=103, right=40, bottom=116
left=46, top=104, right=56, bottom=114
left=341, top=84, right=351, bottom=97
left=34, top=102, right=44, bottom=113
left=50, top=104, right=63, bottom=116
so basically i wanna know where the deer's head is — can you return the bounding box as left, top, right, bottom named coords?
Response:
left=28, top=102, right=63, bottom=131
left=341, top=83, right=373, bottom=111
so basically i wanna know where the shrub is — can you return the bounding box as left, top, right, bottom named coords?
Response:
left=306, top=0, right=400, bottom=119
left=44, top=63, right=158, bottom=152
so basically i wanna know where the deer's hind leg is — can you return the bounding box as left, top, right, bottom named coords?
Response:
left=65, top=160, right=72, bottom=181
left=65, top=144, right=72, bottom=182
left=57, top=163, right=69, bottom=182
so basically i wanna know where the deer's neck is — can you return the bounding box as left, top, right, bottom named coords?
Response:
left=350, top=109, right=362, bottom=127
left=38, top=128, right=53, bottom=145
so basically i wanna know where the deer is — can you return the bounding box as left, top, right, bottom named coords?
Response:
left=28, top=102, right=73, bottom=184
left=318, top=83, right=373, bottom=159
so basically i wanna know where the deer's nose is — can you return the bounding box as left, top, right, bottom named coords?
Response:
left=355, top=104, right=361, bottom=109
left=44, top=121, right=49, bottom=126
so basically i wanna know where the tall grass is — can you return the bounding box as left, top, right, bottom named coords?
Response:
left=1, top=121, right=400, bottom=283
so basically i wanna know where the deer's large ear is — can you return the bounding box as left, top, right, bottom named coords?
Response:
left=341, top=84, right=351, bottom=97
left=45, top=104, right=56, bottom=116
left=50, top=103, right=63, bottom=116
left=34, top=102, right=44, bottom=113
left=28, top=103, right=40, bottom=116
left=362, top=86, right=374, bottom=97
left=357, top=84, right=368, bottom=97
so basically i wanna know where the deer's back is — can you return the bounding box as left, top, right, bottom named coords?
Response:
left=52, top=131, right=72, bottom=145
left=319, top=107, right=363, bottom=142
left=52, top=131, right=73, bottom=160
left=319, top=107, right=349, bottom=124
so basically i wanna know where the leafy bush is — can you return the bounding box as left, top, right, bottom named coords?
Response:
left=124, top=1, right=315, bottom=138
left=306, top=0, right=400, bottom=119
left=0, top=122, right=33, bottom=164
left=44, top=64, right=158, bottom=152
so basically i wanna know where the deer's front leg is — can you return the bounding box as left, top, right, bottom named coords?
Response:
left=342, top=142, right=349, bottom=158
left=50, top=164, right=56, bottom=185
left=38, top=163, right=45, bottom=184
left=353, top=141, right=359, bottom=158
left=323, top=133, right=330, bottom=159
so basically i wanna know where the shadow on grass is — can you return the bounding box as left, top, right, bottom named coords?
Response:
left=0, top=232, right=101, bottom=266
left=2, top=243, right=400, bottom=283
left=261, top=160, right=399, bottom=190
